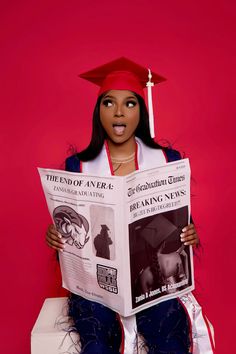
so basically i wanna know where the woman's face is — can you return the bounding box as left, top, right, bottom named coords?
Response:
left=100, top=90, right=140, bottom=145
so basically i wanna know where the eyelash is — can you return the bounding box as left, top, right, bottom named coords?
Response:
left=102, top=99, right=113, bottom=107
left=102, top=99, right=137, bottom=107
left=127, top=101, right=137, bottom=107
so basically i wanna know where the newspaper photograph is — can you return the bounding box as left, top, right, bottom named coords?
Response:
left=38, top=158, right=194, bottom=316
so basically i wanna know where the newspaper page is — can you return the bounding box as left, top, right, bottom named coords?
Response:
left=38, top=158, right=194, bottom=316
left=123, top=158, right=194, bottom=315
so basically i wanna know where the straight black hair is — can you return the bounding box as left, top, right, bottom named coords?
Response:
left=77, top=93, right=164, bottom=161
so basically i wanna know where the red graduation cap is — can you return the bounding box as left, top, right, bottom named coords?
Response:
left=79, top=57, right=166, bottom=138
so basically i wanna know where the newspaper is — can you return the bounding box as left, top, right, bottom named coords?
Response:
left=38, top=158, right=194, bottom=316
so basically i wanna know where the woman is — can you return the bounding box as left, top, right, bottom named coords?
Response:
left=138, top=241, right=189, bottom=296
left=133, top=209, right=190, bottom=298
left=46, top=58, right=211, bottom=354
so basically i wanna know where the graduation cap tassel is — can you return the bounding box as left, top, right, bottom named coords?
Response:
left=146, top=69, right=155, bottom=138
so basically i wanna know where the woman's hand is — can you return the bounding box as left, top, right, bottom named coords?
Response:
left=180, top=223, right=199, bottom=247
left=46, top=224, right=65, bottom=252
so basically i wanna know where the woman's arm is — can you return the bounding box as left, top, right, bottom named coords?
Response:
left=46, top=155, right=80, bottom=252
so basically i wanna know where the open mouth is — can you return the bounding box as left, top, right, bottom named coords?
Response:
left=112, top=123, right=126, bottom=135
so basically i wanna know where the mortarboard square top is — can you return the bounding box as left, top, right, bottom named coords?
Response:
left=139, top=214, right=178, bottom=249
left=79, top=57, right=166, bottom=99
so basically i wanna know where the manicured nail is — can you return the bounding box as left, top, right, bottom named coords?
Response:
left=182, top=227, right=187, bottom=232
left=180, top=233, right=185, bottom=238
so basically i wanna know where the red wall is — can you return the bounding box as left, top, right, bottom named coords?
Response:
left=1, top=1, right=235, bottom=353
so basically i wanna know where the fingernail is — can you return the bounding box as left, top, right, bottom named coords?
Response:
left=184, top=242, right=188, bottom=245
left=182, top=227, right=187, bottom=232
left=180, top=233, right=185, bottom=238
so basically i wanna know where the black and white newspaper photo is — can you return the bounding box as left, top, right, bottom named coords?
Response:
left=38, top=158, right=194, bottom=316
left=129, top=206, right=191, bottom=309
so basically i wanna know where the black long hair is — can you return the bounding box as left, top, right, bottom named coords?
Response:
left=77, top=93, right=164, bottom=162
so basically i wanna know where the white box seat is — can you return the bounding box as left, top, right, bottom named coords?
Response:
left=31, top=297, right=80, bottom=354
left=31, top=297, right=147, bottom=353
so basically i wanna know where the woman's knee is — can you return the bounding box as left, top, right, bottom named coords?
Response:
left=68, top=295, right=121, bottom=351
left=136, top=299, right=191, bottom=353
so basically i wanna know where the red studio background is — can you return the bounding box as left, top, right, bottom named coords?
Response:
left=0, top=1, right=235, bottom=353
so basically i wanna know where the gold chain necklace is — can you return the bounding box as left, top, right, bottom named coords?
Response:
left=110, top=152, right=135, bottom=164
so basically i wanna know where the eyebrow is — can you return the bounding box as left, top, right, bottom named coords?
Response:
left=102, top=94, right=138, bottom=100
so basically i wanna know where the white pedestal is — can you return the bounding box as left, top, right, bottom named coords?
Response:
left=31, top=297, right=148, bottom=354
left=31, top=297, right=80, bottom=354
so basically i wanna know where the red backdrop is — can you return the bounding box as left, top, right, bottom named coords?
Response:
left=0, top=1, right=235, bottom=353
